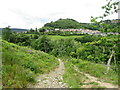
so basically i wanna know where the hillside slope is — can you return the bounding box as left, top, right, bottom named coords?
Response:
left=2, top=40, right=59, bottom=88
left=44, top=18, right=82, bottom=29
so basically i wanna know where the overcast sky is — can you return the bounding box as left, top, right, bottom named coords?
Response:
left=0, top=0, right=118, bottom=29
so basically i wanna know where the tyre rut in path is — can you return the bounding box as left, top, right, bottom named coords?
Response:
left=74, top=65, right=118, bottom=88
left=34, top=59, right=68, bottom=88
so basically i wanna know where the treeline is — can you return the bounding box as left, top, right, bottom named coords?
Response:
left=31, top=35, right=119, bottom=64
left=2, top=26, right=119, bottom=72
left=3, top=27, right=119, bottom=65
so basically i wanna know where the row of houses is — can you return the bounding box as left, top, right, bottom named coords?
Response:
left=60, top=29, right=105, bottom=35
left=61, top=29, right=100, bottom=33
left=45, top=28, right=119, bottom=36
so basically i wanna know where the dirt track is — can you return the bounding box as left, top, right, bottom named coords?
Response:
left=74, top=65, right=118, bottom=88
left=34, top=59, right=68, bottom=88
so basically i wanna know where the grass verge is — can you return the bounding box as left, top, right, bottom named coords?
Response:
left=62, top=58, right=87, bottom=88
left=70, top=58, right=118, bottom=85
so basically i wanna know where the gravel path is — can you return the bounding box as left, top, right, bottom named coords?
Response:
left=34, top=59, right=68, bottom=88
left=73, top=65, right=118, bottom=88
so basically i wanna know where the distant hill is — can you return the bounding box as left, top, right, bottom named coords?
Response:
left=43, top=18, right=100, bottom=30
left=42, top=18, right=119, bottom=31
left=44, top=18, right=82, bottom=29
left=104, top=19, right=120, bottom=24
left=0, top=28, right=28, bottom=33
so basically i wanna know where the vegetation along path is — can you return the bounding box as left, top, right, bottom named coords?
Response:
left=73, top=65, right=118, bottom=88
left=34, top=59, right=68, bottom=88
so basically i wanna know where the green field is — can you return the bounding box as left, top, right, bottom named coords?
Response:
left=25, top=34, right=83, bottom=40
left=40, top=35, right=83, bottom=40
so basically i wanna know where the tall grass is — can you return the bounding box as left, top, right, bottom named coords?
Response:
left=62, top=58, right=87, bottom=88
left=61, top=57, right=118, bottom=88
left=2, top=40, right=59, bottom=88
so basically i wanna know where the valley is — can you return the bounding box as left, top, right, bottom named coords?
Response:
left=1, top=18, right=119, bottom=89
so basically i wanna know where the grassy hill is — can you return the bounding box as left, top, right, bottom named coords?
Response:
left=41, top=18, right=119, bottom=32
left=2, top=40, right=59, bottom=88
left=44, top=18, right=82, bottom=29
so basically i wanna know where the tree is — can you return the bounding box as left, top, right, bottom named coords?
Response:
left=38, top=27, right=54, bottom=32
left=91, top=0, right=119, bottom=33
left=9, top=32, right=17, bottom=43
left=30, top=28, right=34, bottom=32
left=34, top=36, right=53, bottom=53
left=2, top=26, right=11, bottom=41
left=91, top=0, right=119, bottom=24
left=90, top=0, right=119, bottom=73
left=76, top=47, right=86, bottom=59
left=33, top=34, right=39, bottom=39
